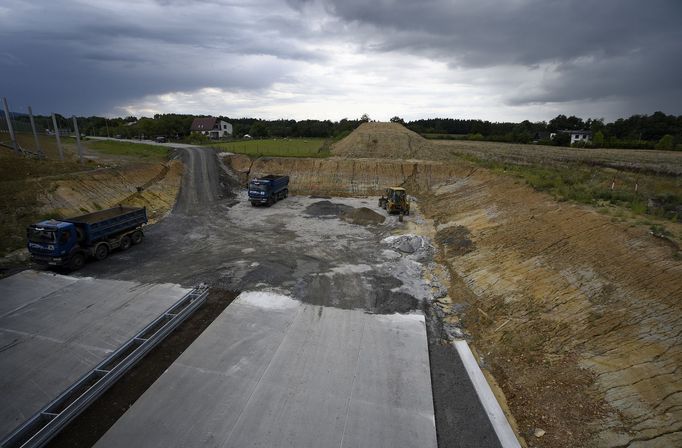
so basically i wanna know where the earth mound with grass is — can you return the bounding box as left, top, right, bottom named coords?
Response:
left=332, top=122, right=449, bottom=160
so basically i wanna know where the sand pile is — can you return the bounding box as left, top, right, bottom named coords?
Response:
left=331, top=122, right=449, bottom=160
left=341, top=207, right=385, bottom=226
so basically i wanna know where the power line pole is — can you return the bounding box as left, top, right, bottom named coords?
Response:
left=2, top=97, right=20, bottom=155
left=52, top=113, right=64, bottom=161
left=28, top=106, right=44, bottom=159
left=72, top=116, right=84, bottom=163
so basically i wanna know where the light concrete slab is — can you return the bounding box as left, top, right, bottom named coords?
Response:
left=95, top=291, right=437, bottom=448
left=0, top=270, right=190, bottom=437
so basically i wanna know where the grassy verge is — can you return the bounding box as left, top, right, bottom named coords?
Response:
left=460, top=154, right=682, bottom=243
left=210, top=138, right=329, bottom=158
left=85, top=139, right=170, bottom=161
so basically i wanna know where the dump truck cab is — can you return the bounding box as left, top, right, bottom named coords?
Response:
left=379, top=187, right=410, bottom=219
left=27, top=220, right=78, bottom=266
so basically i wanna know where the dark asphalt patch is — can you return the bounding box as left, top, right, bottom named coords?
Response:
left=436, top=225, right=476, bottom=256
left=303, top=200, right=353, bottom=218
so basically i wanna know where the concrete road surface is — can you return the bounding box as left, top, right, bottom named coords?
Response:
left=0, top=270, right=189, bottom=437
left=95, top=291, right=437, bottom=448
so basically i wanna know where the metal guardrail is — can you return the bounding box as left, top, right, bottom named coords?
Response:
left=1, top=286, right=210, bottom=448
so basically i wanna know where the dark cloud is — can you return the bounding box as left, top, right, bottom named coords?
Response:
left=0, top=0, right=320, bottom=115
left=318, top=0, right=682, bottom=113
left=1, top=0, right=680, bottom=118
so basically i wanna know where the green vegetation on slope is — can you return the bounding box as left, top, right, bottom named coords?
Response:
left=461, top=154, right=682, bottom=233
left=85, top=139, right=169, bottom=160
left=210, top=138, right=329, bottom=158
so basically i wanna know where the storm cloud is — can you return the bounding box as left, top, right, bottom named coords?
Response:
left=1, top=0, right=680, bottom=120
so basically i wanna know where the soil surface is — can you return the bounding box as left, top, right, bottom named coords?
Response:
left=66, top=145, right=498, bottom=446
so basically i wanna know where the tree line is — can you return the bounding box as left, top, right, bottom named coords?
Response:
left=402, top=111, right=682, bottom=149
left=9, top=111, right=682, bottom=150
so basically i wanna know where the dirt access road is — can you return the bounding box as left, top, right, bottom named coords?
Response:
left=75, top=146, right=504, bottom=447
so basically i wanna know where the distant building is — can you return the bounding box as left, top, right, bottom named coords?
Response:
left=550, top=130, right=593, bottom=145
left=190, top=117, right=233, bottom=139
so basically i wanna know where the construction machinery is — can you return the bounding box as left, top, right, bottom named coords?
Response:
left=378, top=187, right=410, bottom=221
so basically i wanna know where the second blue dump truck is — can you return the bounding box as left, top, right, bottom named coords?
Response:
left=248, top=175, right=290, bottom=206
left=27, top=205, right=147, bottom=271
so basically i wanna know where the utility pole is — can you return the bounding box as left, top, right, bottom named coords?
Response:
left=52, top=113, right=64, bottom=161
left=105, top=118, right=110, bottom=138
left=72, top=116, right=84, bottom=163
left=28, top=106, right=44, bottom=158
left=2, top=97, right=20, bottom=155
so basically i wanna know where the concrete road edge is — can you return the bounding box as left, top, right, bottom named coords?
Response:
left=454, top=340, right=521, bottom=448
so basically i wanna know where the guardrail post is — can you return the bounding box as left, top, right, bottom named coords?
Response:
left=51, top=113, right=64, bottom=161
left=28, top=106, right=44, bottom=159
left=2, top=97, right=20, bottom=155
left=72, top=116, right=84, bottom=163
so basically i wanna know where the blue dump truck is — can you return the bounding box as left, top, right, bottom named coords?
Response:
left=248, top=175, right=290, bottom=206
left=27, top=205, right=147, bottom=271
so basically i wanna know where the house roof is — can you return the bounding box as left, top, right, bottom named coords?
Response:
left=190, top=117, right=217, bottom=131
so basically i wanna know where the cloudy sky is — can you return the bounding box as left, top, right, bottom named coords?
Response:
left=1, top=0, right=681, bottom=121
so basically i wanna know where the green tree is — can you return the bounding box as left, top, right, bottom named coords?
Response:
left=360, top=113, right=370, bottom=122
left=249, top=121, right=269, bottom=138
left=593, top=131, right=605, bottom=147
left=655, top=134, right=674, bottom=150
left=390, top=116, right=405, bottom=124
left=552, top=132, right=570, bottom=146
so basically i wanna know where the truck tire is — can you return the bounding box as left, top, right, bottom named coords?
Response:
left=119, top=235, right=132, bottom=251
left=251, top=201, right=257, bottom=207
left=94, top=243, right=109, bottom=261
left=68, top=253, right=85, bottom=271
left=284, top=189, right=288, bottom=198
left=131, top=230, right=143, bottom=245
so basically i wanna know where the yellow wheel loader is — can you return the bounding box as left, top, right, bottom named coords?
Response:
left=378, top=187, right=410, bottom=221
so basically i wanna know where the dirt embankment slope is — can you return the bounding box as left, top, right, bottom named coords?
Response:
left=421, top=171, right=682, bottom=447
left=40, top=161, right=183, bottom=223
left=224, top=153, right=466, bottom=196
left=321, top=123, right=682, bottom=447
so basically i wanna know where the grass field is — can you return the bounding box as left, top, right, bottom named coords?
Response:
left=85, top=139, right=170, bottom=161
left=210, top=138, right=328, bottom=158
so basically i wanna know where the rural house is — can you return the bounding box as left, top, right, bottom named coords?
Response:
left=190, top=117, right=233, bottom=139
left=550, top=130, right=593, bottom=145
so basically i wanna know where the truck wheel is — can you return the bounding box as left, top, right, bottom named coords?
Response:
left=399, top=213, right=404, bottom=222
left=131, top=230, right=143, bottom=245
left=120, top=235, right=132, bottom=251
left=68, top=253, right=85, bottom=271
left=94, top=243, right=109, bottom=261
left=284, top=189, right=288, bottom=198
left=251, top=201, right=257, bottom=207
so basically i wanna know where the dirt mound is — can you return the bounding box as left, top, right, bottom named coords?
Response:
left=303, top=200, right=353, bottom=218
left=341, top=207, right=385, bottom=226
left=332, top=122, right=449, bottom=160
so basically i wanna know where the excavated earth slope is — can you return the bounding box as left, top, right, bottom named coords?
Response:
left=39, top=161, right=183, bottom=223
left=230, top=123, right=682, bottom=447
left=224, top=153, right=463, bottom=196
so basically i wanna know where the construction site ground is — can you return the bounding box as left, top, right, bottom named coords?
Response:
left=1, top=123, right=681, bottom=447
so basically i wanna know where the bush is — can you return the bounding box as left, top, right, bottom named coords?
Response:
left=655, top=134, right=674, bottom=150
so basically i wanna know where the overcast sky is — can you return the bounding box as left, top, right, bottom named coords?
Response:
left=2, top=0, right=681, bottom=121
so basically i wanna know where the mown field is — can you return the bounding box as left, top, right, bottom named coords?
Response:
left=210, top=138, right=328, bottom=158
